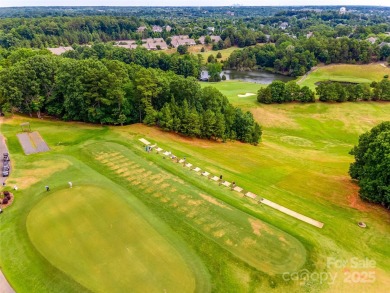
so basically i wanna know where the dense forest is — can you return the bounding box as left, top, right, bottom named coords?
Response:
left=0, top=49, right=261, bottom=144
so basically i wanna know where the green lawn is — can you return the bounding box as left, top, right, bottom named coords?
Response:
left=164, top=45, right=242, bottom=64
left=201, top=80, right=263, bottom=107
left=27, top=185, right=198, bottom=293
left=1, top=85, right=390, bottom=293
left=299, top=63, right=390, bottom=91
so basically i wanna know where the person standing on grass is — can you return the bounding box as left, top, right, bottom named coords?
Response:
left=68, top=182, right=72, bottom=188
left=45, top=185, right=50, bottom=191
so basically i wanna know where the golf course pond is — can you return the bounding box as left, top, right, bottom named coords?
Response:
left=200, top=69, right=295, bottom=84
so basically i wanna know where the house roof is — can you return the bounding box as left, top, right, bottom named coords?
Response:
left=47, top=46, right=73, bottom=55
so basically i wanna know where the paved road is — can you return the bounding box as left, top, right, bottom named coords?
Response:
left=0, top=118, right=15, bottom=292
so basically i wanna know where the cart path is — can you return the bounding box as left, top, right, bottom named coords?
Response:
left=0, top=270, right=15, bottom=293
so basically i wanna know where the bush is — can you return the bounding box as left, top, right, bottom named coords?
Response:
left=2, top=198, right=8, bottom=205
left=3, top=191, right=10, bottom=196
left=384, top=75, right=389, bottom=79
left=222, top=75, right=226, bottom=80
left=216, top=52, right=222, bottom=58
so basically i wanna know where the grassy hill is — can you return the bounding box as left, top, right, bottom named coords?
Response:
left=299, top=63, right=390, bottom=90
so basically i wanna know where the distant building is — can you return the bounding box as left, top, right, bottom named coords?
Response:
left=47, top=46, right=73, bottom=55
left=339, top=7, right=347, bottom=15
left=279, top=22, right=288, bottom=30
left=114, top=40, right=138, bottom=49
left=306, top=32, right=314, bottom=39
left=198, top=35, right=222, bottom=45
left=142, top=38, right=168, bottom=50
left=152, top=25, right=163, bottom=33
left=367, top=37, right=377, bottom=44
left=207, top=27, right=215, bottom=32
left=379, top=42, right=390, bottom=48
left=171, top=35, right=196, bottom=48
left=165, top=25, right=172, bottom=32
left=137, top=26, right=147, bottom=33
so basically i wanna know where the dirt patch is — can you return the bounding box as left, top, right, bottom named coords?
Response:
left=187, top=199, right=203, bottom=206
left=115, top=167, right=129, bottom=174
left=199, top=193, right=232, bottom=210
left=225, top=239, right=234, bottom=246
left=251, top=107, right=299, bottom=129
left=213, top=229, right=226, bottom=238
left=14, top=159, right=70, bottom=189
left=160, top=197, right=170, bottom=203
left=280, top=136, right=314, bottom=147
left=249, top=218, right=273, bottom=236
left=242, top=237, right=257, bottom=248
left=186, top=210, right=198, bottom=218
left=139, top=170, right=153, bottom=179
left=160, top=183, right=171, bottom=189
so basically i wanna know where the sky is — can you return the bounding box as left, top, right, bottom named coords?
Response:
left=0, top=1, right=389, bottom=7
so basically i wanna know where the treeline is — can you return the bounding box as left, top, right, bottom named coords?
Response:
left=225, top=43, right=317, bottom=76
left=257, top=81, right=315, bottom=104
left=63, top=43, right=202, bottom=78
left=224, top=36, right=386, bottom=76
left=0, top=52, right=261, bottom=144
left=256, top=79, right=390, bottom=104
left=0, top=16, right=145, bottom=48
left=316, top=79, right=390, bottom=102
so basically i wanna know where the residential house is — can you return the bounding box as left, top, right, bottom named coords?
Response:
left=170, top=35, right=196, bottom=48
left=279, top=22, right=288, bottom=30
left=152, top=25, right=163, bottom=33
left=137, top=26, right=147, bottom=33
left=367, top=37, right=377, bottom=44
left=142, top=38, right=168, bottom=50
left=114, top=40, right=138, bottom=49
left=198, top=35, right=222, bottom=45
left=47, top=46, right=73, bottom=55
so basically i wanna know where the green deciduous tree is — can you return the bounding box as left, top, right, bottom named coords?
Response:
left=349, top=122, right=390, bottom=208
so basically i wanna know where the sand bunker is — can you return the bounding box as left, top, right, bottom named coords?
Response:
left=238, top=93, right=256, bottom=97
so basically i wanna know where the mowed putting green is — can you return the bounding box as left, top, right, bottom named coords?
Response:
left=27, top=185, right=196, bottom=293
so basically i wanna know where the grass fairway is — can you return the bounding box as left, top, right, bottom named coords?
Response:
left=27, top=185, right=197, bottom=293
left=84, top=141, right=307, bottom=275
left=299, top=63, right=390, bottom=90
left=1, top=78, right=390, bottom=293
left=201, top=80, right=263, bottom=107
